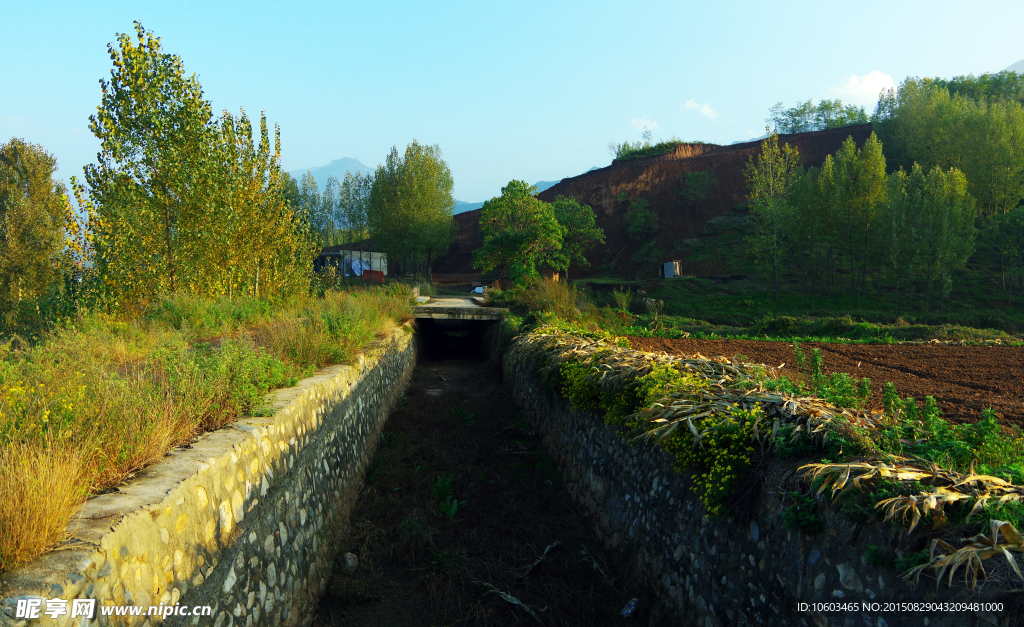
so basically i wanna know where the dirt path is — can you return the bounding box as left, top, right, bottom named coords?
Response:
left=628, top=337, right=1024, bottom=426
left=311, top=360, right=656, bottom=627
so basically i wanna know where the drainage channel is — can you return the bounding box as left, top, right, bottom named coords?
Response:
left=309, top=317, right=660, bottom=626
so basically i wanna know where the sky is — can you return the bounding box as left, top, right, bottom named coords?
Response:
left=3, top=0, right=1024, bottom=202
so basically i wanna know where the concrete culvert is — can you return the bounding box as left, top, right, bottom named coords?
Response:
left=414, top=318, right=500, bottom=362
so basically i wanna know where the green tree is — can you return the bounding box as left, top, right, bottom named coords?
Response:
left=0, top=139, right=74, bottom=330
left=294, top=171, right=334, bottom=246
left=877, top=167, right=923, bottom=311
left=73, top=24, right=315, bottom=306
left=367, top=140, right=455, bottom=280
left=624, top=197, right=659, bottom=241
left=337, top=170, right=373, bottom=266
left=72, top=22, right=219, bottom=306
left=874, top=78, right=1024, bottom=216
left=550, top=195, right=604, bottom=279
left=745, top=130, right=801, bottom=299
left=473, top=180, right=565, bottom=283
left=679, top=171, right=718, bottom=215
left=768, top=99, right=867, bottom=134
left=831, top=133, right=887, bottom=302
left=917, top=166, right=976, bottom=312
left=209, top=109, right=317, bottom=298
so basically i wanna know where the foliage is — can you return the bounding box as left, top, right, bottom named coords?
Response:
left=611, top=287, right=633, bottom=312
left=624, top=197, right=659, bottom=241
left=0, top=139, right=76, bottom=333
left=550, top=195, right=605, bottom=279
left=71, top=23, right=316, bottom=309
left=782, top=492, right=824, bottom=533
left=368, top=140, right=455, bottom=280
left=874, top=77, right=1024, bottom=216
left=662, top=405, right=758, bottom=515
left=0, top=286, right=410, bottom=573
left=431, top=472, right=466, bottom=520
left=768, top=99, right=868, bottom=134
left=745, top=129, right=801, bottom=299
left=473, top=181, right=565, bottom=282
left=679, top=171, right=718, bottom=209
left=930, top=71, right=1024, bottom=106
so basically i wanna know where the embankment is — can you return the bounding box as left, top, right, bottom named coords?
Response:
left=503, top=335, right=1016, bottom=627
left=1, top=326, right=416, bottom=627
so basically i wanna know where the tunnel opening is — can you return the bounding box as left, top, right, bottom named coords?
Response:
left=414, top=317, right=499, bottom=362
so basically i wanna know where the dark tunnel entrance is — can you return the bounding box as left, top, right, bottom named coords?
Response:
left=414, top=318, right=499, bottom=361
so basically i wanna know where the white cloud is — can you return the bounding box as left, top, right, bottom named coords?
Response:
left=826, top=71, right=895, bottom=108
left=683, top=99, right=720, bottom=121
left=630, top=115, right=659, bottom=131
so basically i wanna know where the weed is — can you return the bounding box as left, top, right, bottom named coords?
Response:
left=450, top=407, right=476, bottom=425
left=431, top=472, right=467, bottom=520
left=782, top=492, right=823, bottom=534
left=864, top=545, right=894, bottom=569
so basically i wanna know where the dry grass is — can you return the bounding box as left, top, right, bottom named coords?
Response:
left=0, top=285, right=411, bottom=574
left=0, top=441, right=88, bottom=571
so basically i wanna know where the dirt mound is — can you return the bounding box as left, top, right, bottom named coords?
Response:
left=627, top=337, right=1024, bottom=427
left=431, top=125, right=873, bottom=277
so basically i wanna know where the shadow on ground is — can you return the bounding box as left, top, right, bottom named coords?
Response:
left=311, top=359, right=661, bottom=627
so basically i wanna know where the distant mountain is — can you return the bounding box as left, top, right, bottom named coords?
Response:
left=1006, top=59, right=1024, bottom=73
left=453, top=169, right=600, bottom=215
left=454, top=200, right=485, bottom=214
left=289, top=158, right=373, bottom=190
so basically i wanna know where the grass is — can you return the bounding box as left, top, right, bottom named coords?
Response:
left=0, top=285, right=412, bottom=574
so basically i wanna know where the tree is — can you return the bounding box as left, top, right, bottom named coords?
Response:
left=337, top=171, right=373, bottom=266
left=874, top=78, right=1024, bottom=216
left=745, top=129, right=801, bottom=300
left=0, top=139, right=74, bottom=329
left=550, top=195, right=604, bottom=280
left=918, top=166, right=976, bottom=312
left=624, top=197, right=659, bottom=241
left=209, top=109, right=317, bottom=298
left=831, top=133, right=887, bottom=302
left=679, top=171, right=718, bottom=214
left=473, top=180, right=565, bottom=283
left=72, top=22, right=219, bottom=305
left=768, top=99, right=868, bottom=134
left=367, top=140, right=455, bottom=280
left=73, top=23, right=315, bottom=305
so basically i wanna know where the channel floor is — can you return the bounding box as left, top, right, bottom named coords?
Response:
left=309, top=360, right=660, bottom=627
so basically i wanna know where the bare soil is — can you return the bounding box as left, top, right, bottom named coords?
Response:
left=627, top=337, right=1024, bottom=427
left=311, top=360, right=657, bottom=627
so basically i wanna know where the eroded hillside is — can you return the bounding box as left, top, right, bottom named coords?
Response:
left=433, top=124, right=873, bottom=279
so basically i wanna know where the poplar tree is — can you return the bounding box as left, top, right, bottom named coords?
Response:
left=367, top=140, right=455, bottom=279
left=73, top=22, right=218, bottom=305
left=745, top=130, right=801, bottom=300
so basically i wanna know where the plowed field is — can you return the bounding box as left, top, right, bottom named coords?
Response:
left=628, top=337, right=1024, bottom=427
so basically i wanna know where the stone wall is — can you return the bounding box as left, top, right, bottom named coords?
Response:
left=1, top=325, right=416, bottom=627
left=503, top=344, right=1016, bottom=627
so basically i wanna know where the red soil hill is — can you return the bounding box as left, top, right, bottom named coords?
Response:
left=431, top=124, right=873, bottom=278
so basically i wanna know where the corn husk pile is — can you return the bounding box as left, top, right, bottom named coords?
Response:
left=511, top=328, right=1024, bottom=589
left=513, top=328, right=882, bottom=451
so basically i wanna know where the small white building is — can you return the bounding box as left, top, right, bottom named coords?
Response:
left=659, top=260, right=683, bottom=278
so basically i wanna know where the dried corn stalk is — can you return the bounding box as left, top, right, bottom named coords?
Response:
left=510, top=328, right=1024, bottom=589
left=906, top=520, right=1024, bottom=589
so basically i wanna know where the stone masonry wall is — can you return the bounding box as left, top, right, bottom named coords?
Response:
left=1, top=325, right=416, bottom=627
left=503, top=344, right=1016, bottom=627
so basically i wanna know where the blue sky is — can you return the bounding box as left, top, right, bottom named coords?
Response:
left=3, top=0, right=1023, bottom=202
